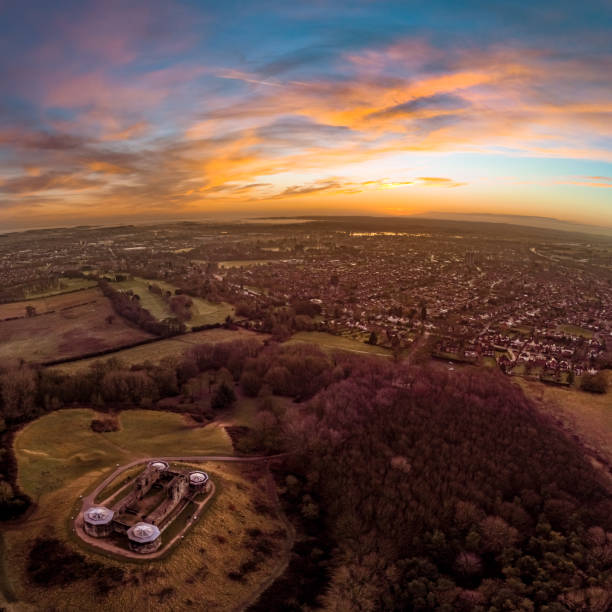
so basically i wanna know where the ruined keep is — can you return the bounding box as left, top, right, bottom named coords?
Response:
left=81, top=460, right=211, bottom=554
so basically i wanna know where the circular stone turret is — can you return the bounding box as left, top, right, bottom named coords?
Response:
left=148, top=460, right=169, bottom=472
left=189, top=471, right=209, bottom=488
left=83, top=506, right=115, bottom=538
left=127, top=522, right=161, bottom=553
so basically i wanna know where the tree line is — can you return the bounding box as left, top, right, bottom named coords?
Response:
left=99, top=280, right=185, bottom=336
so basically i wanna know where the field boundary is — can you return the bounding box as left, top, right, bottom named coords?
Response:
left=42, top=325, right=264, bottom=368
left=0, top=284, right=97, bottom=307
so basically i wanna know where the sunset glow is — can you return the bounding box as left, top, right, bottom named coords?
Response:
left=1, top=1, right=611, bottom=229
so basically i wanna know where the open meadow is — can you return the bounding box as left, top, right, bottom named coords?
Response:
left=50, top=327, right=267, bottom=374
left=0, top=288, right=153, bottom=364
left=2, top=408, right=290, bottom=611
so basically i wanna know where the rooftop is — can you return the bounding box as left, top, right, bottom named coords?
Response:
left=127, top=522, right=161, bottom=543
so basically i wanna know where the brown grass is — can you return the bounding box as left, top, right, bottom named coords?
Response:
left=0, top=287, right=102, bottom=320
left=0, top=288, right=153, bottom=363
left=516, top=372, right=612, bottom=466
left=3, top=457, right=288, bottom=611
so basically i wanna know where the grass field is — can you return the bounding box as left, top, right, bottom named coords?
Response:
left=557, top=324, right=594, bottom=339
left=218, top=260, right=273, bottom=268
left=0, top=286, right=102, bottom=320
left=3, top=408, right=289, bottom=611
left=287, top=331, right=392, bottom=357
left=516, top=372, right=612, bottom=465
left=0, top=288, right=153, bottom=364
left=50, top=327, right=266, bottom=374
left=14, top=409, right=232, bottom=500
left=112, top=277, right=234, bottom=330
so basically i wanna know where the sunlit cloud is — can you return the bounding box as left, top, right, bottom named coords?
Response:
left=0, top=0, right=610, bottom=227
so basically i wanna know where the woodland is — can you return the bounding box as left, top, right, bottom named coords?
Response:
left=1, top=340, right=611, bottom=610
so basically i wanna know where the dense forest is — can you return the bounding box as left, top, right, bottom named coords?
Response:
left=1, top=340, right=611, bottom=609
left=275, top=358, right=612, bottom=610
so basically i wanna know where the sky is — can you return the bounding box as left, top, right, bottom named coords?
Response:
left=0, top=0, right=611, bottom=230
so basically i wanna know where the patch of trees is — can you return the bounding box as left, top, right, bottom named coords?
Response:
left=239, top=343, right=331, bottom=401
left=90, top=415, right=119, bottom=432
left=0, top=426, right=30, bottom=520
left=169, top=294, right=193, bottom=322
left=99, top=280, right=185, bottom=336
left=258, top=358, right=612, bottom=610
left=148, top=283, right=193, bottom=323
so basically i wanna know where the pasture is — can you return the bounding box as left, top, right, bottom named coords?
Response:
left=50, top=327, right=266, bottom=374
left=0, top=289, right=153, bottom=364
left=3, top=408, right=289, bottom=611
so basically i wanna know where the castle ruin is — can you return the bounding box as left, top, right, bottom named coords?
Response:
left=83, top=460, right=211, bottom=553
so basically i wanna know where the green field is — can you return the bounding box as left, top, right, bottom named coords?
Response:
left=557, top=324, right=594, bottom=339
left=218, top=260, right=273, bottom=268
left=112, top=277, right=235, bottom=329
left=14, top=409, right=232, bottom=500
left=50, top=327, right=266, bottom=374
left=3, top=408, right=289, bottom=611
left=287, top=331, right=392, bottom=357
left=113, top=277, right=174, bottom=320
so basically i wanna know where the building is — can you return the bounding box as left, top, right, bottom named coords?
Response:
left=81, top=460, right=211, bottom=554
left=83, top=506, right=115, bottom=537
left=127, top=522, right=162, bottom=553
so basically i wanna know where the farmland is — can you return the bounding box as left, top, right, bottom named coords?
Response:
left=2, top=408, right=290, bottom=611
left=50, top=327, right=266, bottom=374
left=0, top=288, right=153, bottom=364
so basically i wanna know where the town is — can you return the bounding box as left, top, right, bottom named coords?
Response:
left=1, top=217, right=610, bottom=392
